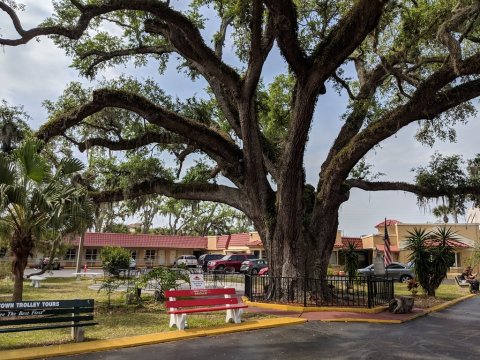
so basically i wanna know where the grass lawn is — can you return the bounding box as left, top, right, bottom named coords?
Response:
left=394, top=282, right=471, bottom=308
left=0, top=277, right=272, bottom=351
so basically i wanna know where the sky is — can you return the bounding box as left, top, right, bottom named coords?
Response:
left=1, top=1, right=479, bottom=237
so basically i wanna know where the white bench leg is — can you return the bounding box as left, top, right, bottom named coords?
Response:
left=169, top=314, right=187, bottom=330
left=226, top=308, right=242, bottom=324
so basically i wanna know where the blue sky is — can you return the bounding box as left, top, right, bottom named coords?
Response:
left=1, top=1, right=479, bottom=236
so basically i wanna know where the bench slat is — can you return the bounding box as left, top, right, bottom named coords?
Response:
left=0, top=307, right=94, bottom=317
left=165, top=288, right=236, bottom=297
left=168, top=304, right=247, bottom=314
left=166, top=297, right=239, bottom=309
left=0, top=322, right=98, bottom=334
left=0, top=315, right=94, bottom=326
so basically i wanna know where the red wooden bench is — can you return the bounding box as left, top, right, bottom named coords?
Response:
left=165, top=288, right=247, bottom=330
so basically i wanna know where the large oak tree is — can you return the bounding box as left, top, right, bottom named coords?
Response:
left=2, top=0, right=480, bottom=292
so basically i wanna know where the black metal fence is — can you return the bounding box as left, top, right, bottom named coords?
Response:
left=244, top=275, right=394, bottom=308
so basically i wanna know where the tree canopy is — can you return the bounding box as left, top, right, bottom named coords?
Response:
left=1, top=0, right=480, bottom=285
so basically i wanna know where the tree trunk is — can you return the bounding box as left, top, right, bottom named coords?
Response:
left=12, top=252, right=28, bottom=301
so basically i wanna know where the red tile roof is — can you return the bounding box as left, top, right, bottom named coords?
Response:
left=334, top=237, right=363, bottom=249
left=375, top=244, right=400, bottom=253
left=70, top=233, right=207, bottom=249
left=375, top=219, right=402, bottom=228
left=424, top=239, right=470, bottom=248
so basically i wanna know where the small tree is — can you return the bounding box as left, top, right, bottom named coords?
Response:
left=142, top=266, right=190, bottom=302
left=100, top=246, right=130, bottom=276
left=341, top=242, right=359, bottom=280
left=406, top=227, right=455, bottom=297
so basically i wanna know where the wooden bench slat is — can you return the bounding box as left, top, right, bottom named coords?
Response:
left=0, top=315, right=94, bottom=326
left=0, top=307, right=94, bottom=317
left=166, top=297, right=239, bottom=308
left=165, top=288, right=236, bottom=297
left=0, top=322, right=98, bottom=333
left=168, top=304, right=247, bottom=314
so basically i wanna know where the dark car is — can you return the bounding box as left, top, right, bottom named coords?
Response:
left=198, top=254, right=224, bottom=272
left=207, top=254, right=257, bottom=273
left=240, top=259, right=268, bottom=274
left=357, top=262, right=414, bottom=282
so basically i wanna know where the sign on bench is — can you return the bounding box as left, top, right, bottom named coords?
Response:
left=0, top=299, right=97, bottom=342
left=165, top=288, right=247, bottom=330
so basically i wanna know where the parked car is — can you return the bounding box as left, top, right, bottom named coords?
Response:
left=39, top=257, right=60, bottom=270
left=198, top=254, right=224, bottom=272
left=240, top=259, right=268, bottom=274
left=258, top=267, right=269, bottom=276
left=357, top=262, right=414, bottom=282
left=174, top=255, right=198, bottom=268
left=207, top=254, right=257, bottom=273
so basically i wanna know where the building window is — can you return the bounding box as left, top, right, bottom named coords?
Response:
left=454, top=252, right=462, bottom=267
left=145, top=250, right=156, bottom=260
left=130, top=250, right=137, bottom=260
left=85, top=249, right=98, bottom=261
left=64, top=248, right=76, bottom=261
left=0, top=248, right=6, bottom=258
left=329, top=251, right=338, bottom=265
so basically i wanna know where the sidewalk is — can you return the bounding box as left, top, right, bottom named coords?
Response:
left=246, top=293, right=476, bottom=324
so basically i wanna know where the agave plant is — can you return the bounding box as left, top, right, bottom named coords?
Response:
left=0, top=139, right=94, bottom=301
left=405, top=227, right=455, bottom=297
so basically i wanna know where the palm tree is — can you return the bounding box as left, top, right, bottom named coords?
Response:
left=0, top=139, right=94, bottom=301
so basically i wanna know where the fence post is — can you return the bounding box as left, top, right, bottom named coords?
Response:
left=367, top=276, right=373, bottom=308
left=244, top=274, right=251, bottom=300
left=303, top=276, right=307, bottom=307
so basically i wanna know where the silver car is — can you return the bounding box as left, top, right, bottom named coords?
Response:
left=357, top=262, right=414, bottom=282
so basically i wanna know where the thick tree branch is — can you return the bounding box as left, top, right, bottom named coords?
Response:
left=80, top=45, right=173, bottom=77
left=308, top=0, right=387, bottom=93
left=346, top=179, right=480, bottom=198
left=36, top=88, right=243, bottom=169
left=78, top=131, right=183, bottom=152
left=264, top=0, right=308, bottom=76
left=243, top=9, right=275, bottom=98
left=90, top=178, right=247, bottom=213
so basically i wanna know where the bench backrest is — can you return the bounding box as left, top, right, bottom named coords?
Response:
left=0, top=299, right=94, bottom=332
left=165, top=288, right=240, bottom=309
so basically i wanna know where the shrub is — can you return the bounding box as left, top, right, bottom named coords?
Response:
left=142, top=266, right=190, bottom=302
left=406, top=227, right=455, bottom=297
left=100, top=246, right=130, bottom=276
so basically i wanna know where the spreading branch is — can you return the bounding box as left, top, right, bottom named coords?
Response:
left=90, top=178, right=247, bottom=213
left=346, top=179, right=480, bottom=199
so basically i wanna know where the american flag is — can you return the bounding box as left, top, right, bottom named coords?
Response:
left=384, top=218, right=392, bottom=267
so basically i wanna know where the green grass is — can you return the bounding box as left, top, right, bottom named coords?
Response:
left=0, top=277, right=272, bottom=351
left=394, top=282, right=470, bottom=300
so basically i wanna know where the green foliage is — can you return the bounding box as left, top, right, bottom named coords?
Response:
left=0, top=100, right=31, bottom=154
left=98, top=277, right=123, bottom=308
left=349, top=158, right=385, bottom=181
left=100, top=246, right=131, bottom=276
left=414, top=153, right=467, bottom=221
left=340, top=242, right=359, bottom=279
left=405, top=227, right=455, bottom=297
left=141, top=266, right=190, bottom=301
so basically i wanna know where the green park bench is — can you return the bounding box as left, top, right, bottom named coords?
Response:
left=0, top=299, right=97, bottom=342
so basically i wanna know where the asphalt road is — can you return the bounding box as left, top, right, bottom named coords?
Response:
left=58, top=296, right=480, bottom=360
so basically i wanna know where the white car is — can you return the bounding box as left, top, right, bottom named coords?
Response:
left=174, top=255, right=198, bottom=268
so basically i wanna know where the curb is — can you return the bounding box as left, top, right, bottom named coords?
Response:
left=321, top=293, right=477, bottom=324
left=0, top=318, right=306, bottom=360
left=244, top=300, right=387, bottom=314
